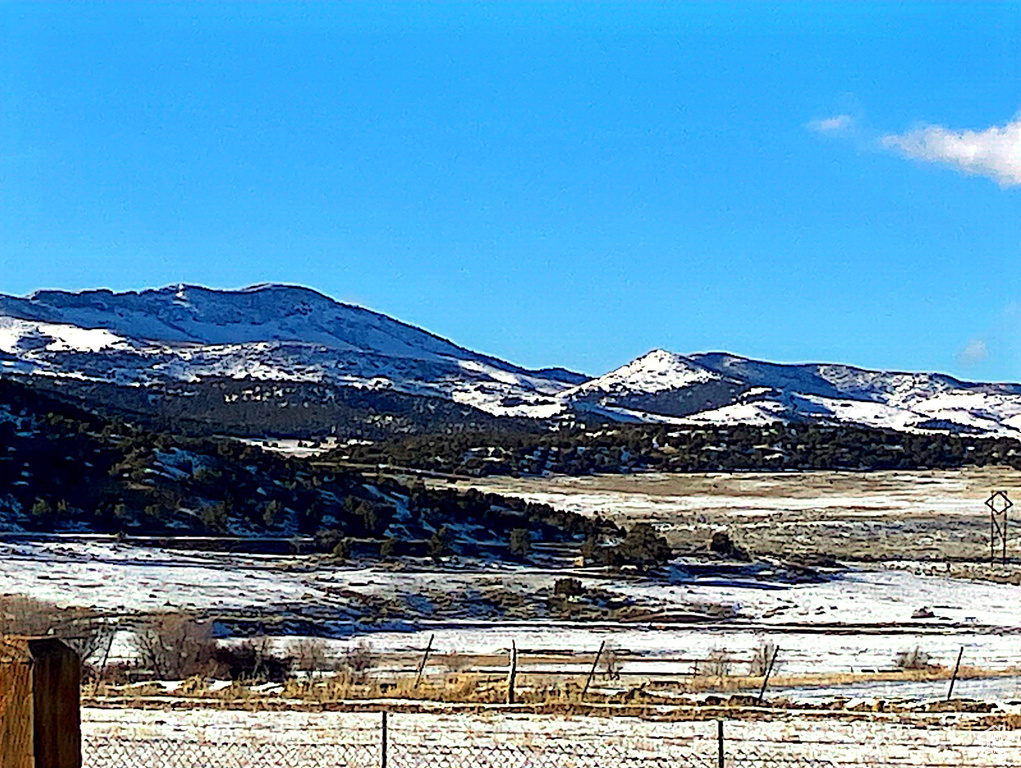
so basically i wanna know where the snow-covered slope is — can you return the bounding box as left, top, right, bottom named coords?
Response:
left=5, top=284, right=1021, bottom=437
left=0, top=285, right=578, bottom=418
left=560, top=349, right=1021, bottom=437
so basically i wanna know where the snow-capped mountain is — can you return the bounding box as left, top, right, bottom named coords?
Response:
left=0, top=284, right=577, bottom=419
left=566, top=349, right=1021, bottom=436
left=4, top=283, right=1021, bottom=438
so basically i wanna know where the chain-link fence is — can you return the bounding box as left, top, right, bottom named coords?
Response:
left=81, top=714, right=842, bottom=768
left=80, top=710, right=1021, bottom=768
left=83, top=736, right=379, bottom=768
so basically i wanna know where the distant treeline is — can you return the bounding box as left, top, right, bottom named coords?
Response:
left=16, top=375, right=552, bottom=440
left=333, top=422, right=1021, bottom=477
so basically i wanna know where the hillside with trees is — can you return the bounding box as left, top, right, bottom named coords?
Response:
left=0, top=378, right=608, bottom=557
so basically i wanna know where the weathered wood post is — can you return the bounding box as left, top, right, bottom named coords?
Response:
left=947, top=647, right=965, bottom=701
left=1, top=637, right=81, bottom=768
left=756, top=645, right=780, bottom=705
left=581, top=640, right=606, bottom=701
left=413, top=634, right=434, bottom=689
left=506, top=641, right=517, bottom=705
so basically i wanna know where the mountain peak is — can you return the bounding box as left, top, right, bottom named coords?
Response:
left=568, top=348, right=719, bottom=396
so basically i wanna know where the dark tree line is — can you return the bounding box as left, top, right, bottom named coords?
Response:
left=334, top=421, right=1021, bottom=477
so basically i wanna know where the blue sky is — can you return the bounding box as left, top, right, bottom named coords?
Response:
left=2, top=2, right=1019, bottom=378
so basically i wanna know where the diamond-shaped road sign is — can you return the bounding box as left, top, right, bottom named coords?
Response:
left=987, top=490, right=1013, bottom=516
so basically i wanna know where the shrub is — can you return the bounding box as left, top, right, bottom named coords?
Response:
left=332, top=538, right=352, bottom=561
left=710, top=530, right=734, bottom=556
left=601, top=643, right=622, bottom=681
left=30, top=498, right=52, bottom=523
left=601, top=523, right=672, bottom=571
left=427, top=526, right=450, bottom=561
left=134, top=613, right=217, bottom=679
left=201, top=502, right=229, bottom=533
left=509, top=528, right=531, bottom=559
left=554, top=577, right=585, bottom=597
left=0, top=595, right=111, bottom=666
left=699, top=647, right=734, bottom=679
left=214, top=639, right=292, bottom=682
left=749, top=640, right=779, bottom=676
left=337, top=639, right=375, bottom=684
left=292, top=638, right=330, bottom=673
left=895, top=646, right=933, bottom=671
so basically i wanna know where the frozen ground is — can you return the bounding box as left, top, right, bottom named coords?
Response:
left=781, top=674, right=1021, bottom=703
left=4, top=539, right=1018, bottom=625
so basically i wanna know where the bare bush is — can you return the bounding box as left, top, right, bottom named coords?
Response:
left=699, top=647, right=734, bottom=679
left=895, top=646, right=933, bottom=671
left=336, top=639, right=375, bottom=684
left=601, top=643, right=622, bottom=681
left=214, top=638, right=292, bottom=682
left=134, top=613, right=217, bottom=679
left=0, top=594, right=112, bottom=666
left=292, top=638, right=330, bottom=674
left=749, top=640, right=779, bottom=677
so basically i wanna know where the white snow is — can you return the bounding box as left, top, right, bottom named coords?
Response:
left=0, top=285, right=576, bottom=419
left=0, top=317, right=130, bottom=355
left=565, top=350, right=719, bottom=397
left=6, top=539, right=1021, bottom=680
left=80, top=707, right=1021, bottom=767
left=7, top=285, right=1021, bottom=435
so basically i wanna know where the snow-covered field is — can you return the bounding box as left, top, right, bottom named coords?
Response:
left=4, top=536, right=1021, bottom=683
left=8, top=468, right=1021, bottom=723
left=456, top=467, right=1021, bottom=561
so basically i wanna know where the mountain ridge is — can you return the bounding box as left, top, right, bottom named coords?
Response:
left=3, top=283, right=1021, bottom=438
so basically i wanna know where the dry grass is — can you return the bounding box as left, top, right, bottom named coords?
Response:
left=280, top=672, right=503, bottom=704
left=80, top=662, right=1021, bottom=709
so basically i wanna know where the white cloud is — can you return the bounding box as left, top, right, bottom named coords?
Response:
left=808, top=114, right=853, bottom=134
left=958, top=338, right=989, bottom=366
left=881, top=116, right=1021, bottom=187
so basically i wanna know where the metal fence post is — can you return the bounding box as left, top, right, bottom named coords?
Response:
left=717, top=719, right=724, bottom=768
left=380, top=711, right=388, bottom=768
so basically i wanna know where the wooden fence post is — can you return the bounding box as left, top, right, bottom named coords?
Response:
left=717, top=719, right=724, bottom=768
left=947, top=647, right=965, bottom=701
left=581, top=640, right=606, bottom=701
left=506, top=641, right=518, bottom=705
left=757, top=645, right=780, bottom=705
left=1, top=637, right=81, bottom=768
left=413, top=634, right=434, bottom=689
